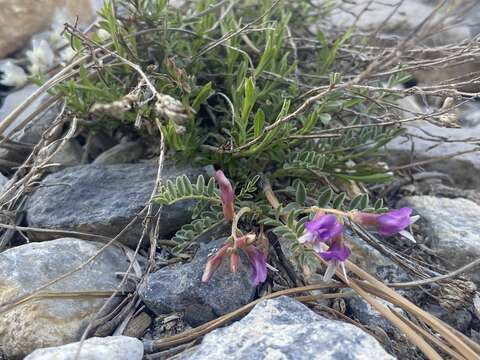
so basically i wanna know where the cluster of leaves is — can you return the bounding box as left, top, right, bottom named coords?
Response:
left=153, top=175, right=220, bottom=206
left=55, top=0, right=409, bottom=254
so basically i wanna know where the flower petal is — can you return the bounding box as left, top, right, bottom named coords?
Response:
left=399, top=230, right=416, bottom=243
left=377, top=207, right=413, bottom=236
left=323, top=261, right=337, bottom=282
left=319, top=240, right=350, bottom=262
left=246, top=247, right=267, bottom=285
left=298, top=232, right=315, bottom=244
left=0, top=61, right=27, bottom=88
left=201, top=243, right=231, bottom=282
left=304, top=214, right=343, bottom=243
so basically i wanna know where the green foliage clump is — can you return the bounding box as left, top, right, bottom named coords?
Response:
left=58, top=0, right=408, bottom=259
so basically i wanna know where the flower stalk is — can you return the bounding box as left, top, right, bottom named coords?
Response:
left=231, top=207, right=251, bottom=245
left=202, top=170, right=267, bottom=285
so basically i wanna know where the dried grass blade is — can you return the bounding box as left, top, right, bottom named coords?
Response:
left=390, top=307, right=466, bottom=360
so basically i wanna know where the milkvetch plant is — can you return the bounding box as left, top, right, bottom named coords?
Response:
left=156, top=169, right=417, bottom=285
left=40, top=1, right=480, bottom=358
left=55, top=0, right=419, bottom=285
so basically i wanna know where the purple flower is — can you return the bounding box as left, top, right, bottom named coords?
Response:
left=319, top=239, right=350, bottom=262
left=299, top=213, right=343, bottom=251
left=318, top=237, right=350, bottom=282
left=352, top=207, right=415, bottom=236
left=377, top=208, right=413, bottom=236
left=245, top=247, right=267, bottom=285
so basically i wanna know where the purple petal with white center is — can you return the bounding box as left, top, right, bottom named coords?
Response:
left=377, top=207, right=413, bottom=236
left=298, top=232, right=315, bottom=244
left=304, top=214, right=343, bottom=243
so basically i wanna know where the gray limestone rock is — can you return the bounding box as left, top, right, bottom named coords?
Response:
left=139, top=238, right=256, bottom=326
left=26, top=163, right=201, bottom=247
left=0, top=172, right=8, bottom=190
left=387, top=123, right=480, bottom=189
left=46, top=139, right=83, bottom=170
left=177, top=296, right=395, bottom=360
left=24, top=336, right=143, bottom=360
left=0, top=238, right=130, bottom=359
left=398, top=196, right=480, bottom=284
left=346, top=230, right=410, bottom=283
left=93, top=140, right=144, bottom=165
left=0, top=85, right=60, bottom=165
left=424, top=304, right=472, bottom=334
left=0, top=85, right=52, bottom=139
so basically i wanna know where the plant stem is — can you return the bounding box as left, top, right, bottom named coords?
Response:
left=231, top=207, right=251, bottom=245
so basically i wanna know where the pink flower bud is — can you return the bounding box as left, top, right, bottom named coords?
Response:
left=214, top=170, right=235, bottom=222
left=202, top=234, right=267, bottom=285
left=201, top=243, right=231, bottom=282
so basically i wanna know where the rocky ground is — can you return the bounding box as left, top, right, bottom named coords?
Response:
left=0, top=0, right=480, bottom=359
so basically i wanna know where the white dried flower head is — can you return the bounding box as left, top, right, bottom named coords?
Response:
left=26, top=39, right=55, bottom=75
left=154, top=94, right=188, bottom=124
left=90, top=94, right=137, bottom=120
left=96, top=29, right=111, bottom=42
left=0, top=60, right=28, bottom=88
left=60, top=46, right=76, bottom=64
left=48, top=8, right=71, bottom=49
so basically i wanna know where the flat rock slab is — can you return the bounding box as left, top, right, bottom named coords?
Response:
left=0, top=85, right=61, bottom=165
left=24, top=336, right=143, bottom=360
left=0, top=238, right=129, bottom=359
left=26, top=163, right=200, bottom=247
left=399, top=196, right=480, bottom=284
left=93, top=140, right=145, bottom=165
left=139, top=238, right=256, bottom=326
left=330, top=0, right=434, bottom=35
left=177, top=296, right=394, bottom=360
left=346, top=229, right=410, bottom=284
left=387, top=123, right=480, bottom=189
left=329, top=0, right=479, bottom=45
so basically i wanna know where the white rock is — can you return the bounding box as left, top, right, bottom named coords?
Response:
left=24, top=336, right=143, bottom=360
left=0, top=0, right=99, bottom=58
left=176, top=296, right=394, bottom=360
left=0, top=238, right=130, bottom=359
left=399, top=196, right=480, bottom=285
left=0, top=84, right=44, bottom=137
